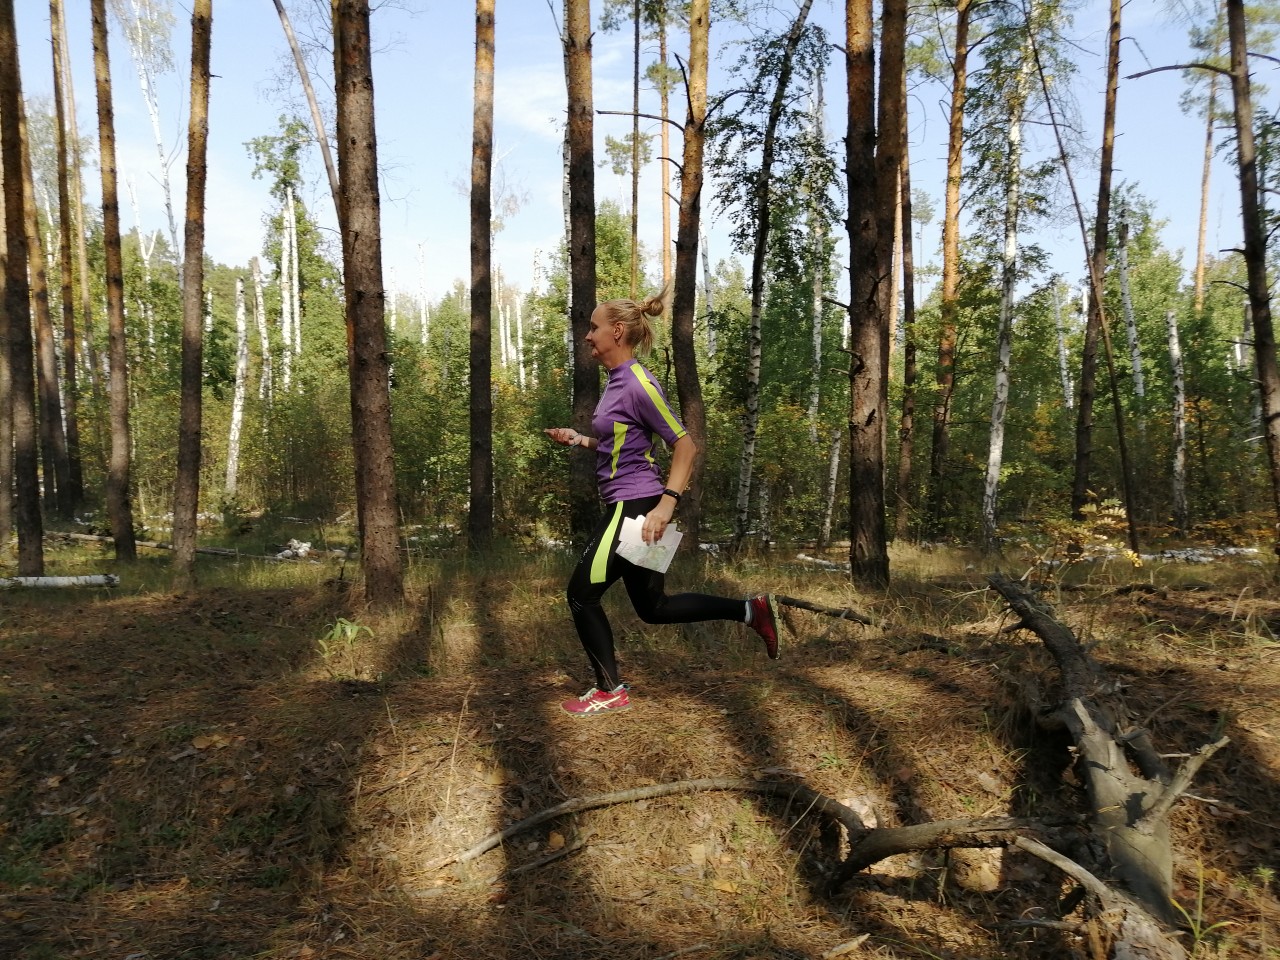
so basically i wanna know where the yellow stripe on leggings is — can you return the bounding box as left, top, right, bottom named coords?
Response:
left=591, top=501, right=625, bottom=584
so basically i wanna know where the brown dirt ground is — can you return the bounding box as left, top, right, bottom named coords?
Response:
left=1, top=551, right=1278, bottom=959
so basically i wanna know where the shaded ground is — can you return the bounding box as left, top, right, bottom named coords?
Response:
left=1, top=547, right=1277, bottom=959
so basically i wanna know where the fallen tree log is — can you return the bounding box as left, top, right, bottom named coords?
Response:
left=0, top=574, right=120, bottom=589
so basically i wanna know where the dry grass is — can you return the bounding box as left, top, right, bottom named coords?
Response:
left=0, top=540, right=1277, bottom=959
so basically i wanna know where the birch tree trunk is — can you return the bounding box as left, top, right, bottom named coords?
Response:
left=670, top=0, right=709, bottom=550
left=1, top=0, right=45, bottom=574
left=226, top=277, right=248, bottom=499
left=272, top=0, right=341, bottom=213
left=981, top=32, right=1033, bottom=551
left=334, top=0, right=404, bottom=605
left=1117, top=215, right=1146, bottom=403
left=1165, top=309, right=1189, bottom=534
left=470, top=0, right=495, bottom=546
left=91, top=0, right=138, bottom=561
left=733, top=0, right=815, bottom=548
left=171, top=0, right=212, bottom=588
left=287, top=184, right=301, bottom=360
left=280, top=190, right=294, bottom=392
left=0, top=157, right=11, bottom=556
left=807, top=74, right=827, bottom=446
left=1226, top=0, right=1280, bottom=535
left=252, top=257, right=273, bottom=405
left=700, top=228, right=714, bottom=359
left=1053, top=283, right=1074, bottom=408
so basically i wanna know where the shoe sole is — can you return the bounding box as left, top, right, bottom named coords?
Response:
left=561, top=702, right=632, bottom=717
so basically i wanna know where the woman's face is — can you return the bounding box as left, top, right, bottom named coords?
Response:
left=586, top=306, right=626, bottom=366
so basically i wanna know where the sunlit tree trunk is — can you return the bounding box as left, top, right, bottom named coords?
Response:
left=0, top=161, right=11, bottom=557
left=1116, top=215, right=1145, bottom=403
left=252, top=257, right=273, bottom=405
left=334, top=0, right=404, bottom=605
left=1193, top=17, right=1223, bottom=315
left=807, top=73, right=827, bottom=445
left=1053, top=283, right=1074, bottom=408
left=18, top=98, right=72, bottom=518
left=658, top=15, right=672, bottom=293
left=565, top=0, right=599, bottom=542
left=1, top=0, right=45, bottom=575
left=470, top=0, right=495, bottom=546
left=55, top=0, right=103, bottom=406
left=629, top=0, right=640, bottom=297
left=91, top=0, right=137, bottom=561
left=926, top=0, right=972, bottom=536
left=226, top=277, right=248, bottom=499
left=732, top=0, right=815, bottom=548
left=171, top=0, right=211, bottom=588
left=670, top=0, right=709, bottom=549
left=1226, top=0, right=1280, bottom=535
left=894, top=66, right=918, bottom=543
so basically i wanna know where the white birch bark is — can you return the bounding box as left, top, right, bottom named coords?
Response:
left=418, top=243, right=429, bottom=344
left=251, top=256, right=272, bottom=404
left=287, top=184, right=301, bottom=359
left=1053, top=282, right=1074, bottom=409
left=203, top=289, right=212, bottom=334
left=279, top=189, right=294, bottom=391
left=126, top=178, right=156, bottom=357
left=515, top=296, right=526, bottom=390
left=819, top=426, right=842, bottom=548
left=1165, top=308, right=1188, bottom=533
left=700, top=227, right=715, bottom=358
left=807, top=80, right=826, bottom=444
left=1117, top=215, right=1145, bottom=399
left=981, top=33, right=1033, bottom=549
left=226, top=276, right=248, bottom=498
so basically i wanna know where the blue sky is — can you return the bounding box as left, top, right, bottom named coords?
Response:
left=12, top=0, right=1247, bottom=309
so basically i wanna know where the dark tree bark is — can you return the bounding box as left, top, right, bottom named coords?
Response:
left=1226, top=0, right=1280, bottom=538
left=49, top=0, right=84, bottom=513
left=0, top=147, right=10, bottom=557
left=0, top=0, right=44, bottom=574
left=1071, top=0, right=1120, bottom=521
left=894, top=66, right=918, bottom=543
left=171, top=0, right=212, bottom=588
left=469, top=0, right=495, bottom=547
left=670, top=0, right=709, bottom=550
left=565, top=0, right=599, bottom=543
left=91, top=0, right=137, bottom=561
left=334, top=0, right=404, bottom=605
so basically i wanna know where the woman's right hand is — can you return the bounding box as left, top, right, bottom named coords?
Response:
left=544, top=427, right=582, bottom=447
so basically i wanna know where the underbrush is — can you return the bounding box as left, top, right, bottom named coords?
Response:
left=0, top=541, right=1276, bottom=958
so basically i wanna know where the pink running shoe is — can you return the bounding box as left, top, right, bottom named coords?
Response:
left=560, top=684, right=631, bottom=716
left=748, top=595, right=781, bottom=659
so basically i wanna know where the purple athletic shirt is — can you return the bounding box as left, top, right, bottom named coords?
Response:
left=591, top=359, right=687, bottom=504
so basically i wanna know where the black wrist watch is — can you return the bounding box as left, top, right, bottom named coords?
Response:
left=662, top=487, right=682, bottom=503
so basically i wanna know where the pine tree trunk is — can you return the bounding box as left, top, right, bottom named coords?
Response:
left=171, top=0, right=212, bottom=588
left=1193, top=24, right=1222, bottom=316
left=50, top=0, right=84, bottom=513
left=17, top=98, right=72, bottom=518
left=91, top=0, right=137, bottom=561
left=670, top=0, right=710, bottom=550
left=469, top=0, right=495, bottom=546
left=659, top=19, right=672, bottom=294
left=333, top=0, right=404, bottom=605
left=733, top=0, right=815, bottom=548
left=894, top=67, right=918, bottom=543
left=226, top=277, right=248, bottom=499
left=927, top=0, right=972, bottom=536
left=0, top=161, right=11, bottom=557
left=629, top=0, right=640, bottom=298
left=565, top=0, right=599, bottom=543
left=1226, top=0, right=1280, bottom=536
left=1, top=0, right=45, bottom=575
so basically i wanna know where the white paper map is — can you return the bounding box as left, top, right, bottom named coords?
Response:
left=616, top=514, right=683, bottom=573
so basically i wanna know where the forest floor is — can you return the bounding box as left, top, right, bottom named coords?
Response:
left=1, top=533, right=1278, bottom=960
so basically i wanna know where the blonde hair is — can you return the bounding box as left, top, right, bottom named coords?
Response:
left=597, top=286, right=671, bottom=357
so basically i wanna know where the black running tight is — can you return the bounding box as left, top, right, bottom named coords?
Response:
left=566, top=495, right=744, bottom=690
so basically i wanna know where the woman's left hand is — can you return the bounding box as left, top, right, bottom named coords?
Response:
left=642, top=499, right=675, bottom=544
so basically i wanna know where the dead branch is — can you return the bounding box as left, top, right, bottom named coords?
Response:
left=427, top=777, right=866, bottom=872
left=827, top=816, right=1072, bottom=890
left=776, top=595, right=875, bottom=625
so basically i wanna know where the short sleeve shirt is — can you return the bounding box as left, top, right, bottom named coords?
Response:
left=591, top=360, right=687, bottom=503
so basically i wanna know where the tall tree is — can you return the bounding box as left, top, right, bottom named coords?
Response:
left=49, top=0, right=84, bottom=512
left=226, top=277, right=248, bottom=499
left=333, top=0, right=404, bottom=604
left=565, top=0, right=599, bottom=542
left=91, top=0, right=138, bottom=561
left=1226, top=0, right=1280, bottom=532
left=894, top=66, right=918, bottom=542
left=669, top=0, right=710, bottom=549
left=926, top=0, right=973, bottom=535
left=17, top=98, right=72, bottom=518
left=0, top=0, right=45, bottom=574
left=272, top=0, right=341, bottom=214
left=470, top=0, right=495, bottom=546
left=170, top=0, right=212, bottom=587
left=0, top=145, right=10, bottom=557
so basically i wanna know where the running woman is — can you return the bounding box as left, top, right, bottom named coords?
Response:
left=544, top=289, right=781, bottom=717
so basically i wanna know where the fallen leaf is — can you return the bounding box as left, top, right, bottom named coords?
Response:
left=711, top=879, right=740, bottom=893
left=688, top=843, right=707, bottom=868
left=547, top=831, right=565, bottom=851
